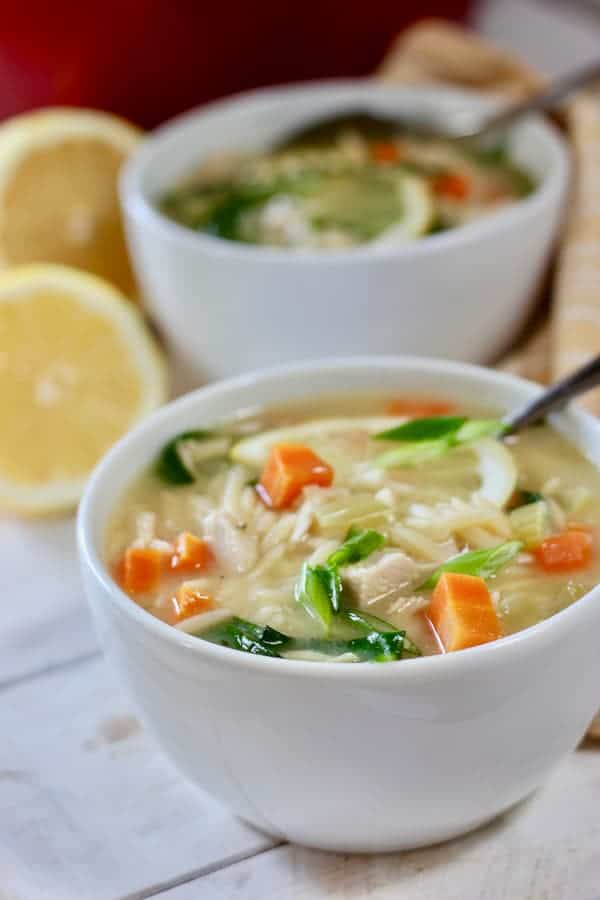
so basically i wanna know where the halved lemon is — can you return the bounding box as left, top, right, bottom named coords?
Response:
left=0, top=264, right=167, bottom=515
left=372, top=174, right=434, bottom=244
left=0, top=108, right=141, bottom=295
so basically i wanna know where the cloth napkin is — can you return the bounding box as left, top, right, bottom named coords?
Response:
left=378, top=19, right=600, bottom=413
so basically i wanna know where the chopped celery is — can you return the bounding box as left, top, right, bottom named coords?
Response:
left=327, top=526, right=385, bottom=568
left=509, top=501, right=551, bottom=549
left=374, top=415, right=505, bottom=469
left=421, top=541, right=523, bottom=590
left=295, top=563, right=334, bottom=632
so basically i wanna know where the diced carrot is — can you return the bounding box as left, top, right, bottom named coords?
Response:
left=433, top=172, right=470, bottom=200
left=534, top=529, right=593, bottom=573
left=169, top=585, right=216, bottom=623
left=170, top=531, right=214, bottom=573
left=370, top=141, right=401, bottom=164
left=119, top=546, right=163, bottom=594
left=427, top=572, right=503, bottom=653
left=385, top=397, right=454, bottom=417
left=258, top=443, right=333, bottom=509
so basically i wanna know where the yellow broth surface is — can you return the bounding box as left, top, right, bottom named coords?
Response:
left=106, top=395, right=600, bottom=660
left=159, top=127, right=534, bottom=249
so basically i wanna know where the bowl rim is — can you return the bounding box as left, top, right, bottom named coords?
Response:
left=120, top=78, right=571, bottom=267
left=78, top=355, right=600, bottom=683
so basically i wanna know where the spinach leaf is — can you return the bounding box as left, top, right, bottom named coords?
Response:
left=421, top=540, right=523, bottom=590
left=326, top=526, right=386, bottom=568
left=200, top=617, right=291, bottom=658
left=455, top=419, right=505, bottom=442
left=155, top=430, right=213, bottom=484
left=292, top=631, right=407, bottom=662
left=198, top=615, right=415, bottom=663
left=342, top=608, right=421, bottom=657
left=204, top=184, right=278, bottom=241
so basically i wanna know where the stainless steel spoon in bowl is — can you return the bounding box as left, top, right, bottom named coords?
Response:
left=503, top=354, right=600, bottom=435
left=275, top=58, right=600, bottom=149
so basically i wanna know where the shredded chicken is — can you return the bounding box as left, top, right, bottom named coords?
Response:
left=203, top=510, right=258, bottom=574
left=342, top=550, right=420, bottom=607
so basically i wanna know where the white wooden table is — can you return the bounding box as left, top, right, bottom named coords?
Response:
left=3, top=514, right=600, bottom=900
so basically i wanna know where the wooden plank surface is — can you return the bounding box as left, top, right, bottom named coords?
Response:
left=162, top=749, right=600, bottom=900
left=0, top=516, right=97, bottom=685
left=0, top=655, right=275, bottom=900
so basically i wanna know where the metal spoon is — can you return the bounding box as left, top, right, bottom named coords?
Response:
left=443, top=57, right=600, bottom=141
left=276, top=58, right=600, bottom=149
left=503, top=354, right=600, bottom=435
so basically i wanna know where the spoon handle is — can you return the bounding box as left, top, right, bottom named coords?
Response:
left=478, top=58, right=600, bottom=137
left=503, top=354, right=600, bottom=435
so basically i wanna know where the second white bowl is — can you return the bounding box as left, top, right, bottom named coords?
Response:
left=121, top=80, right=569, bottom=385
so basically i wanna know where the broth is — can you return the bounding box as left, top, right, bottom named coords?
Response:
left=159, top=125, right=534, bottom=249
left=106, top=394, right=600, bottom=662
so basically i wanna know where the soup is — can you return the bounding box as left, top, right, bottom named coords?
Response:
left=159, top=120, right=534, bottom=249
left=106, top=395, right=600, bottom=662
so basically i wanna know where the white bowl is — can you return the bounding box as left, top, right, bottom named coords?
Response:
left=121, top=80, right=569, bottom=385
left=78, top=357, right=600, bottom=853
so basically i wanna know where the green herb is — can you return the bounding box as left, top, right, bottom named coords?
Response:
left=295, top=562, right=335, bottom=632
left=455, top=419, right=505, bottom=442
left=375, top=416, right=467, bottom=442
left=246, top=476, right=259, bottom=488
left=375, top=416, right=504, bottom=443
left=155, top=430, right=213, bottom=484
left=314, top=564, right=344, bottom=614
left=375, top=438, right=454, bottom=469
left=198, top=615, right=416, bottom=663
left=374, top=416, right=505, bottom=468
left=293, top=527, right=386, bottom=632
left=327, top=525, right=386, bottom=568
left=421, top=540, right=523, bottom=590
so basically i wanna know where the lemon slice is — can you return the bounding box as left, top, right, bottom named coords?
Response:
left=0, top=108, right=141, bottom=296
left=231, top=417, right=400, bottom=469
left=372, top=174, right=434, bottom=245
left=0, top=264, right=167, bottom=515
